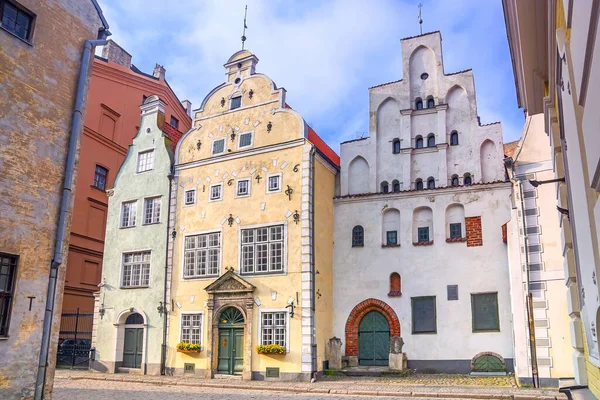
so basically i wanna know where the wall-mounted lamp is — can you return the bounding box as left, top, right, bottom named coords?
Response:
left=157, top=301, right=164, bottom=317
left=230, top=132, right=236, bottom=142
left=171, top=229, right=177, bottom=239
left=227, top=214, right=235, bottom=227
left=196, top=140, right=202, bottom=150
left=220, top=97, right=225, bottom=107
left=293, top=210, right=300, bottom=224
left=286, top=297, right=295, bottom=318
left=528, top=177, right=565, bottom=187
left=267, top=121, right=272, bottom=133
left=249, top=89, right=254, bottom=99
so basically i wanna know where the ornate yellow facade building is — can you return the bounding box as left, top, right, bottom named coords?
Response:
left=166, top=50, right=339, bottom=380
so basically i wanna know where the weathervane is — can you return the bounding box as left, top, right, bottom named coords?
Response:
left=418, top=3, right=423, bottom=35
left=241, top=5, right=248, bottom=50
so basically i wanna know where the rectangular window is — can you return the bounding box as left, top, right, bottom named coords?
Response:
left=137, top=150, right=154, bottom=173
left=93, top=165, right=108, bottom=190
left=267, top=174, right=281, bottom=193
left=121, top=251, right=151, bottom=288
left=1, top=1, right=34, bottom=41
left=120, top=201, right=137, bottom=228
left=386, top=231, right=397, bottom=245
left=241, top=225, right=285, bottom=274
left=170, top=116, right=179, bottom=129
left=230, top=96, right=242, bottom=110
left=184, top=189, right=196, bottom=205
left=209, top=183, right=222, bottom=201
left=471, top=292, right=500, bottom=332
left=180, top=313, right=202, bottom=345
left=0, top=253, right=18, bottom=337
left=261, top=311, right=287, bottom=348
left=212, top=138, right=225, bottom=155
left=143, top=197, right=161, bottom=224
left=236, top=179, right=250, bottom=197
left=417, top=227, right=430, bottom=242
left=238, top=132, right=253, bottom=148
left=183, top=232, right=220, bottom=278
left=449, top=223, right=462, bottom=239
left=412, top=296, right=436, bottom=334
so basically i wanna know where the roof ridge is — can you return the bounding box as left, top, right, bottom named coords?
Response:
left=369, top=79, right=403, bottom=90
left=400, top=30, right=441, bottom=41
left=340, top=137, right=368, bottom=145
left=445, top=68, right=472, bottom=76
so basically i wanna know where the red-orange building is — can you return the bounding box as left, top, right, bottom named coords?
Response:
left=64, top=40, right=191, bottom=311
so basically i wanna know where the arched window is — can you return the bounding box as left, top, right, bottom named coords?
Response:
left=450, top=131, right=459, bottom=146
left=413, top=206, right=433, bottom=244
left=451, top=174, right=459, bottom=187
left=427, top=97, right=435, bottom=108
left=388, top=273, right=401, bottom=297
left=392, top=139, right=400, bottom=154
left=415, top=98, right=423, bottom=110
left=427, top=134, right=436, bottom=147
left=446, top=204, right=465, bottom=240
left=125, top=313, right=144, bottom=325
left=392, top=180, right=400, bottom=193
left=381, top=181, right=389, bottom=193
left=415, top=179, right=424, bottom=190
left=415, top=136, right=424, bottom=149
left=352, top=225, right=364, bottom=247
left=382, top=208, right=400, bottom=246
left=427, top=177, right=435, bottom=189
left=464, top=173, right=472, bottom=185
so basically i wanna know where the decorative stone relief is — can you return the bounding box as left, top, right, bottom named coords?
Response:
left=231, top=171, right=238, bottom=177
left=250, top=168, right=257, bottom=175
left=222, top=172, right=229, bottom=180
left=219, top=125, right=223, bottom=132
left=245, top=118, right=250, bottom=125
left=285, top=210, right=293, bottom=218
left=201, top=211, right=206, bottom=219
left=214, top=169, right=219, bottom=177
left=260, top=202, right=266, bottom=211
left=205, top=177, right=211, bottom=182
left=235, top=217, right=241, bottom=224
left=272, top=159, right=277, bottom=166
left=220, top=217, right=227, bottom=225
left=280, top=162, right=288, bottom=170
left=260, top=167, right=268, bottom=172
left=253, top=120, right=260, bottom=127
left=208, top=132, right=214, bottom=138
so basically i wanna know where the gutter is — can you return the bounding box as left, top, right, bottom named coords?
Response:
left=309, top=145, right=317, bottom=377
left=161, top=165, right=175, bottom=375
left=35, top=33, right=110, bottom=400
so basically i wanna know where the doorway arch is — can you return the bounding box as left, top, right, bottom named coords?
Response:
left=114, top=308, right=148, bottom=372
left=358, top=311, right=390, bottom=366
left=216, top=307, right=245, bottom=375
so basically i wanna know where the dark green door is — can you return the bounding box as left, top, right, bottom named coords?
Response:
left=217, top=328, right=244, bottom=374
left=358, top=311, right=390, bottom=366
left=123, top=328, right=143, bottom=368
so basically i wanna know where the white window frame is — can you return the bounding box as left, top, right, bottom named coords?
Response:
left=229, top=95, right=243, bottom=110
left=238, top=221, right=287, bottom=275
left=209, top=183, right=223, bottom=202
left=120, top=200, right=137, bottom=228
left=143, top=196, right=161, bottom=225
left=258, top=308, right=290, bottom=353
left=180, top=311, right=204, bottom=347
left=136, top=149, right=155, bottom=173
left=212, top=138, right=226, bottom=156
left=120, top=250, right=151, bottom=288
left=235, top=178, right=251, bottom=198
left=237, top=131, right=254, bottom=150
left=266, top=172, right=282, bottom=194
left=184, top=189, right=196, bottom=206
left=181, top=229, right=222, bottom=280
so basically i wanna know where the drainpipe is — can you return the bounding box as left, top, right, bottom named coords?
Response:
left=161, top=165, right=175, bottom=375
left=35, top=34, right=109, bottom=400
left=309, top=146, right=317, bottom=377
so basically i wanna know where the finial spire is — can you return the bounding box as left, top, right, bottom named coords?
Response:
left=418, top=3, right=423, bottom=35
left=241, top=5, right=248, bottom=50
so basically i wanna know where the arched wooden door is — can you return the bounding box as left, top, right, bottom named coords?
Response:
left=358, top=311, right=390, bottom=366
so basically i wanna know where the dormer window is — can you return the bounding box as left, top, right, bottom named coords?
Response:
left=230, top=96, right=242, bottom=110
left=415, top=98, right=423, bottom=110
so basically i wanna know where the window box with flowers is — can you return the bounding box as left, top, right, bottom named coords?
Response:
left=176, top=341, right=201, bottom=354
left=256, top=344, right=286, bottom=355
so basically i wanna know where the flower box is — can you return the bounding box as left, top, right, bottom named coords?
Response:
left=256, top=344, right=286, bottom=355
left=176, top=341, right=201, bottom=353
left=177, top=349, right=201, bottom=354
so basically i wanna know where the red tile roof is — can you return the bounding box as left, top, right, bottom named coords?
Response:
left=504, top=140, right=519, bottom=158
left=162, top=122, right=184, bottom=151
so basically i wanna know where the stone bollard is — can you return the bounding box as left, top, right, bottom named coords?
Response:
left=389, top=336, right=404, bottom=371
left=327, top=337, right=343, bottom=370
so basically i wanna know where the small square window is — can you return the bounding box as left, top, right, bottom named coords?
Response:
left=137, top=150, right=154, bottom=173
left=417, top=227, right=429, bottom=242
left=170, top=116, right=179, bottom=129
left=1, top=1, right=34, bottom=42
left=93, top=165, right=108, bottom=190
left=447, top=285, right=459, bottom=301
left=236, top=179, right=250, bottom=197
left=267, top=174, right=281, bottom=193
left=209, top=184, right=222, bottom=201
left=238, top=132, right=253, bottom=148
left=230, top=96, right=242, bottom=110
left=386, top=231, right=397, bottom=245
left=449, top=223, right=462, bottom=239
left=184, top=189, right=196, bottom=205
left=212, top=138, right=225, bottom=155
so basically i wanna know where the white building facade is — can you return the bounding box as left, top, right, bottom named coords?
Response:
left=332, top=31, right=514, bottom=373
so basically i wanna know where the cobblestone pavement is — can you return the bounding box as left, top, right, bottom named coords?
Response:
left=320, top=374, right=517, bottom=387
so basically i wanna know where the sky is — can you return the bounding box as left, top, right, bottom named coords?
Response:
left=98, top=0, right=525, bottom=152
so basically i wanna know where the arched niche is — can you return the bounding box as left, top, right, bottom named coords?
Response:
left=409, top=46, right=437, bottom=101
left=445, top=203, right=465, bottom=239
left=413, top=206, right=433, bottom=243
left=382, top=208, right=400, bottom=246
left=480, top=139, right=498, bottom=183
left=445, top=85, right=470, bottom=129
left=388, top=273, right=401, bottom=297
left=348, top=156, right=370, bottom=195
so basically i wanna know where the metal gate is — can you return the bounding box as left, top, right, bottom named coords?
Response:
left=56, top=308, right=93, bottom=369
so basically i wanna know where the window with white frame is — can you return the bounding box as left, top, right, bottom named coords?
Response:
left=137, top=150, right=154, bottom=172
left=184, top=189, right=196, bottom=205
left=121, top=251, right=151, bottom=288
left=212, top=138, right=225, bottom=155
left=260, top=311, right=287, bottom=348
left=209, top=183, right=222, bottom=201
left=267, top=173, right=281, bottom=193
left=180, top=313, right=202, bottom=345
left=241, top=225, right=284, bottom=274
left=121, top=201, right=137, bottom=228
left=238, top=132, right=253, bottom=148
left=183, top=232, right=220, bottom=278
left=143, top=197, right=161, bottom=224
left=236, top=178, right=250, bottom=197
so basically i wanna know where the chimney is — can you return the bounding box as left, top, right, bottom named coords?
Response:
left=182, top=100, right=192, bottom=117
left=153, top=64, right=166, bottom=80
left=101, top=40, right=132, bottom=68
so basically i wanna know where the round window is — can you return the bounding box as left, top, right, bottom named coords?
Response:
left=421, top=73, right=429, bottom=80
left=234, top=77, right=241, bottom=84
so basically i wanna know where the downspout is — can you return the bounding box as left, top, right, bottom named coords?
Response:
left=35, top=34, right=109, bottom=400
left=309, top=146, right=317, bottom=377
left=161, top=164, right=175, bottom=375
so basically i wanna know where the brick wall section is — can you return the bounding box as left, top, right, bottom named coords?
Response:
left=345, top=298, right=401, bottom=356
left=466, top=216, right=483, bottom=247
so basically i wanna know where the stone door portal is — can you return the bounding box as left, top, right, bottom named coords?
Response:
left=358, top=311, right=390, bottom=366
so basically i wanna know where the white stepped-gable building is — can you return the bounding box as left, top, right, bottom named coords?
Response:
left=332, top=31, right=514, bottom=373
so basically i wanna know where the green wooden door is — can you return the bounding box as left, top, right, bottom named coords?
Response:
left=358, top=311, right=390, bottom=366
left=123, top=328, right=143, bottom=368
left=217, top=328, right=244, bottom=374
left=233, top=328, right=244, bottom=373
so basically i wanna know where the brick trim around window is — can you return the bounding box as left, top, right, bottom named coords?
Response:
left=466, top=216, right=483, bottom=247
left=344, top=298, right=401, bottom=356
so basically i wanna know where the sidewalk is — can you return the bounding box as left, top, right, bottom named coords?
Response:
left=55, top=370, right=567, bottom=399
